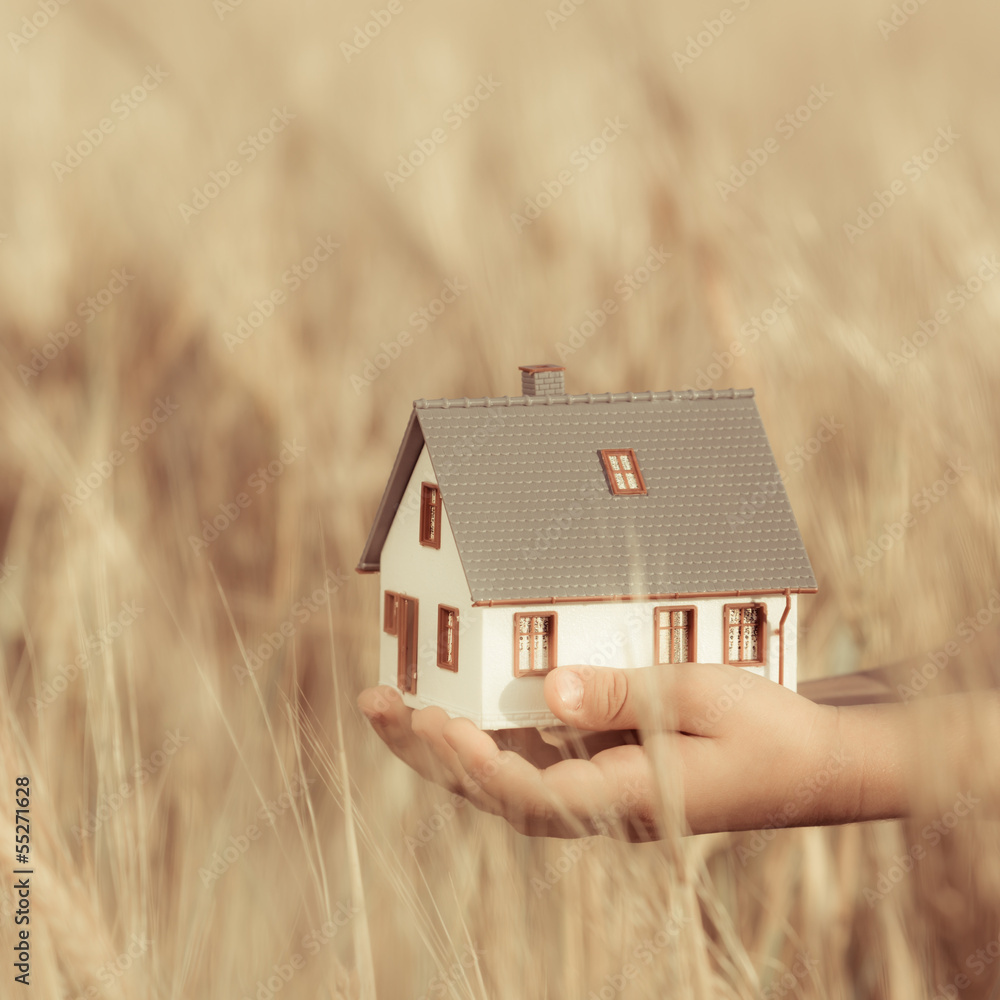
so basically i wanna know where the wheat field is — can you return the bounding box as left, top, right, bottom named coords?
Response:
left=2, top=0, right=1000, bottom=997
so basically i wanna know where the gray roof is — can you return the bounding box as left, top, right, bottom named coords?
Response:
left=357, top=388, right=817, bottom=602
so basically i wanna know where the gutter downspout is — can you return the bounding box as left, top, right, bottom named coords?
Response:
left=778, top=589, right=792, bottom=687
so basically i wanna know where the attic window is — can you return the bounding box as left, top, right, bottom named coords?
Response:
left=600, top=449, right=646, bottom=495
left=419, top=482, right=441, bottom=548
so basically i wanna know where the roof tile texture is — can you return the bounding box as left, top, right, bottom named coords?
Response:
left=415, top=393, right=816, bottom=602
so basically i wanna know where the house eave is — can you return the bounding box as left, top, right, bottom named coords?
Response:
left=471, top=587, right=817, bottom=607
left=355, top=409, right=425, bottom=574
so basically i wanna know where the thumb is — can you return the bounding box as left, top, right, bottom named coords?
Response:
left=545, top=665, right=676, bottom=731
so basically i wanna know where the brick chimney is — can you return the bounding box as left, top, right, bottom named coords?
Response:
left=519, top=364, right=566, bottom=397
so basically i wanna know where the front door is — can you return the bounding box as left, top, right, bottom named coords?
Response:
left=396, top=596, right=418, bottom=694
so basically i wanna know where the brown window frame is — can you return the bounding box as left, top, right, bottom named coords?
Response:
left=395, top=595, right=418, bottom=695
left=513, top=612, right=558, bottom=677
left=600, top=449, right=647, bottom=496
left=419, top=482, right=442, bottom=548
left=653, top=605, right=697, bottom=665
left=722, top=603, right=768, bottom=667
left=383, top=591, right=399, bottom=635
left=437, top=605, right=459, bottom=671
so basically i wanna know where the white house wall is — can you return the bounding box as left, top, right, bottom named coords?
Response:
left=378, top=445, right=483, bottom=719
left=378, top=442, right=800, bottom=729
left=479, top=593, right=798, bottom=729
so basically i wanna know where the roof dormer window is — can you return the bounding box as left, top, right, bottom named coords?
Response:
left=600, top=449, right=646, bottom=495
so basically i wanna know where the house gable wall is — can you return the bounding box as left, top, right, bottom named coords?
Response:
left=379, top=445, right=483, bottom=719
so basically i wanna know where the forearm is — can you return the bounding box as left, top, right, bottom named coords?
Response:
left=831, top=702, right=912, bottom=824
left=829, top=691, right=1000, bottom=825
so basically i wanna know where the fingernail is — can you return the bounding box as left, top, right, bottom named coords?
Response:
left=555, top=668, right=584, bottom=711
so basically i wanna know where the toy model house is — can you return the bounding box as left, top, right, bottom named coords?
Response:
left=357, top=365, right=817, bottom=729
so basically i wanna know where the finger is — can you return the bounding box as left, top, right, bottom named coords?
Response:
left=542, top=665, right=668, bottom=732
left=357, top=686, right=456, bottom=788
left=537, top=725, right=642, bottom=760
left=544, top=663, right=740, bottom=736
left=357, top=684, right=402, bottom=724
left=490, top=727, right=567, bottom=768
left=411, top=707, right=506, bottom=815
left=444, top=718, right=653, bottom=838
left=443, top=718, right=562, bottom=834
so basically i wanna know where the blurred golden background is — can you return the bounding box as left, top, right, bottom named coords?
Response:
left=2, top=0, right=1000, bottom=996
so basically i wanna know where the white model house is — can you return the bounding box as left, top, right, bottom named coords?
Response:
left=357, top=365, right=817, bottom=729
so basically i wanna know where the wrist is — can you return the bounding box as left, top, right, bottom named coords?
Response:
left=829, top=703, right=910, bottom=823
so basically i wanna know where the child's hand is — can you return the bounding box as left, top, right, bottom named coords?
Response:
left=358, top=662, right=909, bottom=838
